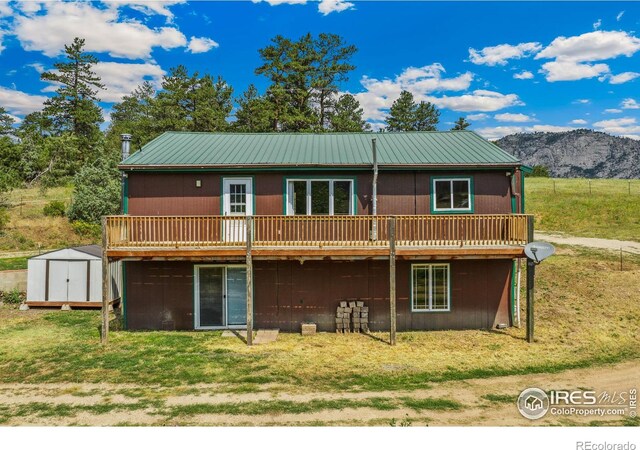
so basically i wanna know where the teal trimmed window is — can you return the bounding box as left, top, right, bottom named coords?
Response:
left=285, top=178, right=356, bottom=215
left=431, top=176, right=474, bottom=213
left=411, top=264, right=451, bottom=312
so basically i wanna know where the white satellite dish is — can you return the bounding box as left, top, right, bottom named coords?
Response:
left=524, top=241, right=555, bottom=263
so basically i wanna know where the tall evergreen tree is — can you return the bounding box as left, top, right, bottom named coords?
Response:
left=255, top=33, right=357, bottom=131
left=233, top=84, right=274, bottom=132
left=0, top=107, right=15, bottom=135
left=386, top=90, right=440, bottom=132
left=40, top=37, right=105, bottom=151
left=451, top=117, right=471, bottom=131
left=329, top=94, right=370, bottom=132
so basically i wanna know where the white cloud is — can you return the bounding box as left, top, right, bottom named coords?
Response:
left=513, top=71, right=534, bottom=80
left=0, top=2, right=13, bottom=17
left=422, top=90, right=522, bottom=113
left=570, top=119, right=588, bottom=125
left=494, top=113, right=536, bottom=123
left=593, top=117, right=640, bottom=136
left=604, top=108, right=622, bottom=113
left=13, top=2, right=188, bottom=59
left=468, top=42, right=541, bottom=66
left=467, top=113, right=489, bottom=121
left=352, top=63, right=474, bottom=121
left=621, top=98, right=640, bottom=110
left=616, top=11, right=625, bottom=21
left=0, top=86, right=48, bottom=116
left=573, top=99, right=591, bottom=104
left=93, top=62, right=165, bottom=103
left=536, top=31, right=640, bottom=62
left=593, top=19, right=601, bottom=30
left=26, top=62, right=45, bottom=74
left=475, top=126, right=525, bottom=140
left=602, top=72, right=640, bottom=84
left=534, top=31, right=640, bottom=82
left=476, top=124, right=576, bottom=140
left=103, top=1, right=186, bottom=20
left=318, top=0, right=354, bottom=15
left=187, top=36, right=219, bottom=54
left=539, top=60, right=610, bottom=82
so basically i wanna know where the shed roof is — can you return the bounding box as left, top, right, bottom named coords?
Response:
left=31, top=245, right=102, bottom=260
left=119, top=131, right=520, bottom=169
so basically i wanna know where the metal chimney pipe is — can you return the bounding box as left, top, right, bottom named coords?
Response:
left=120, top=134, right=131, bottom=215
left=371, top=138, right=378, bottom=240
left=120, top=133, right=132, bottom=161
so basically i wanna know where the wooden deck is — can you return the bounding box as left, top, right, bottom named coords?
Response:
left=105, top=214, right=531, bottom=260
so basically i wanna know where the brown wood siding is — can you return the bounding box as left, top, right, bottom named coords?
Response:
left=125, top=261, right=194, bottom=330
left=124, top=259, right=512, bottom=332
left=254, top=259, right=511, bottom=332
left=126, top=170, right=516, bottom=217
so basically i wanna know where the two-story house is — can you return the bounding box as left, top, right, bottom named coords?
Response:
left=104, top=131, right=532, bottom=343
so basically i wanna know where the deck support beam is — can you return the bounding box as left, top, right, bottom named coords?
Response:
left=526, top=215, right=535, bottom=343
left=101, top=216, right=109, bottom=345
left=246, top=216, right=253, bottom=346
left=389, top=217, right=397, bottom=346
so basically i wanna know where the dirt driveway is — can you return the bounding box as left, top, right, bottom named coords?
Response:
left=1, top=360, right=637, bottom=426
left=536, top=232, right=640, bottom=255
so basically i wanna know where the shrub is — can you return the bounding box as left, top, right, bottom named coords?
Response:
left=67, top=159, right=120, bottom=224
left=71, top=220, right=101, bottom=239
left=43, top=200, right=66, bottom=217
left=531, top=165, right=550, bottom=177
left=1, top=289, right=25, bottom=304
left=0, top=208, right=9, bottom=234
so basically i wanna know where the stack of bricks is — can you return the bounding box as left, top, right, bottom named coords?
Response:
left=351, top=301, right=369, bottom=333
left=336, top=301, right=369, bottom=333
left=335, top=301, right=351, bottom=333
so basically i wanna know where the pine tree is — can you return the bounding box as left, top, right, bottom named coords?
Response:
left=40, top=37, right=105, bottom=152
left=233, top=84, right=274, bottom=132
left=0, top=107, right=15, bottom=135
left=329, top=94, right=370, bottom=132
left=452, top=117, right=471, bottom=131
left=386, top=91, right=417, bottom=131
left=386, top=90, right=440, bottom=132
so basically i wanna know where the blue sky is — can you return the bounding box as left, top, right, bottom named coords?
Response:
left=0, top=1, right=639, bottom=139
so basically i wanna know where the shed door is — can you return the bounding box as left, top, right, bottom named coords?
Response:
left=48, top=261, right=68, bottom=301
left=67, top=261, right=88, bottom=302
left=47, top=260, right=88, bottom=302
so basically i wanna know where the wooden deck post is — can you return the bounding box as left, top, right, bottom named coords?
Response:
left=246, top=215, right=253, bottom=346
left=526, top=215, right=535, bottom=343
left=101, top=216, right=109, bottom=345
left=389, top=216, right=397, bottom=346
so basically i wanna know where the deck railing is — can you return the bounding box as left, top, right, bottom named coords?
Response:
left=105, top=214, right=531, bottom=249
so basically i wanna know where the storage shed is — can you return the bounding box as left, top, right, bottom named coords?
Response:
left=26, top=245, right=121, bottom=308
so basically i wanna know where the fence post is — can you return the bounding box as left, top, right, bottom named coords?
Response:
left=389, top=217, right=397, bottom=346
left=246, top=215, right=253, bottom=346
left=101, top=216, right=109, bottom=345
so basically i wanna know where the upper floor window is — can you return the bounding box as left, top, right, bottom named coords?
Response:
left=286, top=179, right=354, bottom=215
left=432, top=177, right=473, bottom=213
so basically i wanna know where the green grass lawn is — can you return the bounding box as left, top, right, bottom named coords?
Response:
left=526, top=178, right=640, bottom=241
left=0, top=256, right=28, bottom=271
left=1, top=247, right=638, bottom=392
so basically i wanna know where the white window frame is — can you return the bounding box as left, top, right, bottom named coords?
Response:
left=411, top=263, right=451, bottom=312
left=432, top=177, right=472, bottom=212
left=286, top=178, right=354, bottom=216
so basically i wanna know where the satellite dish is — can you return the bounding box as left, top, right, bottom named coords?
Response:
left=524, top=241, right=555, bottom=263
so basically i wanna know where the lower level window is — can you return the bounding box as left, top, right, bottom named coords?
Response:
left=412, top=264, right=450, bottom=312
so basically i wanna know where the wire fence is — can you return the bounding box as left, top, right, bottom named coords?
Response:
left=527, top=178, right=640, bottom=196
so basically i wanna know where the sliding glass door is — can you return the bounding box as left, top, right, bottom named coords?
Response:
left=195, top=266, right=247, bottom=329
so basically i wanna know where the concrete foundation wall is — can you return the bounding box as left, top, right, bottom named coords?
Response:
left=0, top=270, right=27, bottom=292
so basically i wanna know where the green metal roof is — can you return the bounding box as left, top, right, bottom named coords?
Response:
left=120, top=131, right=520, bottom=169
